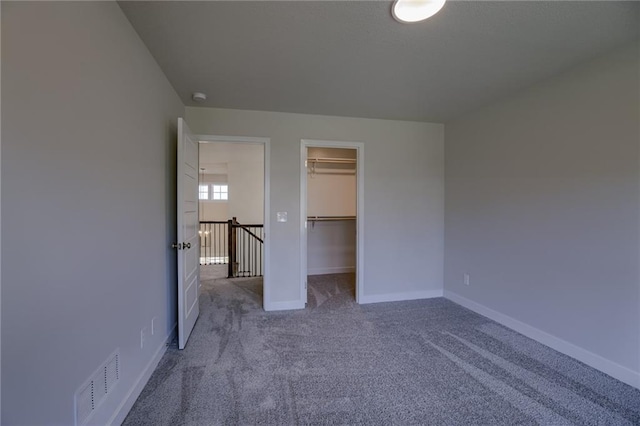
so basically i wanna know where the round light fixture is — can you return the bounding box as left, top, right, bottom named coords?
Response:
left=192, top=92, right=207, bottom=102
left=392, top=0, right=446, bottom=23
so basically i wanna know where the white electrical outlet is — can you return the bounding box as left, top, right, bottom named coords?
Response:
left=140, top=327, right=148, bottom=349
left=464, top=273, right=470, bottom=286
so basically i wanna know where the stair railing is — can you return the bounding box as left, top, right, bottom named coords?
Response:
left=228, top=217, right=264, bottom=278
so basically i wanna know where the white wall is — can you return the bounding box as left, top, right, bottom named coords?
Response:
left=200, top=173, right=229, bottom=221
left=2, top=3, right=184, bottom=424
left=307, top=220, right=356, bottom=275
left=201, top=200, right=229, bottom=222
left=228, top=154, right=264, bottom=224
left=199, top=143, right=264, bottom=224
left=308, top=174, right=356, bottom=216
left=444, top=43, right=640, bottom=387
left=186, top=107, right=444, bottom=307
left=307, top=147, right=356, bottom=218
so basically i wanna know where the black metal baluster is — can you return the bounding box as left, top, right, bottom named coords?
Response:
left=243, top=230, right=247, bottom=277
left=259, top=228, right=262, bottom=276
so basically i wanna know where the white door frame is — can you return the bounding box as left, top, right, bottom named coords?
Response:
left=300, top=139, right=365, bottom=303
left=198, top=134, right=271, bottom=311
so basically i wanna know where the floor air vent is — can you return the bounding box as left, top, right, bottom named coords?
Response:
left=74, top=349, right=120, bottom=426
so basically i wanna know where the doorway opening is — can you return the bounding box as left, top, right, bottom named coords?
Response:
left=300, top=140, right=364, bottom=306
left=198, top=135, right=270, bottom=310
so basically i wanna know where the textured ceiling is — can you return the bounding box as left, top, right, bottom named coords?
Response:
left=120, top=1, right=639, bottom=122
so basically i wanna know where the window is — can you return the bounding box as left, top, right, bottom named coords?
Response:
left=199, top=183, right=228, bottom=201
left=199, top=184, right=209, bottom=200
left=212, top=184, right=228, bottom=200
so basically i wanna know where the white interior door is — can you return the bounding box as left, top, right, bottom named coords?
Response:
left=176, top=118, right=200, bottom=349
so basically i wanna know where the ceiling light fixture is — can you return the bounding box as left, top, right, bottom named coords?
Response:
left=192, top=92, right=207, bottom=102
left=392, top=0, right=446, bottom=23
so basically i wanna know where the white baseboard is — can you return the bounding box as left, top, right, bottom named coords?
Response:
left=107, top=324, right=177, bottom=425
left=444, top=290, right=640, bottom=390
left=359, top=289, right=443, bottom=305
left=264, top=300, right=305, bottom=311
left=308, top=266, right=355, bottom=276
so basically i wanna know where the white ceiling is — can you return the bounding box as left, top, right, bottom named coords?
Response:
left=120, top=1, right=639, bottom=122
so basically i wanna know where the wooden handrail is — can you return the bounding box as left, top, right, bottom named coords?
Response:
left=233, top=222, right=264, bottom=243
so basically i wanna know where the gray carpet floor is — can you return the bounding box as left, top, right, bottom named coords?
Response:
left=123, top=267, right=640, bottom=425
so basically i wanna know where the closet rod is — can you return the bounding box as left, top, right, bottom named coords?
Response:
left=308, top=170, right=356, bottom=175
left=307, top=216, right=356, bottom=221
left=307, top=157, right=356, bottom=164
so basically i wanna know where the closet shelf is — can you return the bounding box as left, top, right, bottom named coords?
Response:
left=307, top=157, right=356, bottom=164
left=307, top=216, right=356, bottom=221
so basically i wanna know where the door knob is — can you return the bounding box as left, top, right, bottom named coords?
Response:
left=184, top=242, right=191, bottom=249
left=171, top=243, right=182, bottom=250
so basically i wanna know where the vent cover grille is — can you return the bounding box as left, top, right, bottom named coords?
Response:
left=105, top=353, right=120, bottom=391
left=76, top=382, right=94, bottom=423
left=74, top=349, right=120, bottom=426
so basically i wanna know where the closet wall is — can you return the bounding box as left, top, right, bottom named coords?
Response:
left=307, top=147, right=356, bottom=275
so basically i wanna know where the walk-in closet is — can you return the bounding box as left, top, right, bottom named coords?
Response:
left=306, top=147, right=357, bottom=303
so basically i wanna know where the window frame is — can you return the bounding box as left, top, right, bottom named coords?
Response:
left=198, top=184, right=210, bottom=201
left=211, top=183, right=229, bottom=201
left=199, top=183, right=228, bottom=202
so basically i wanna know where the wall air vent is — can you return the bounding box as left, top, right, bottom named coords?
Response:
left=74, top=349, right=120, bottom=426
